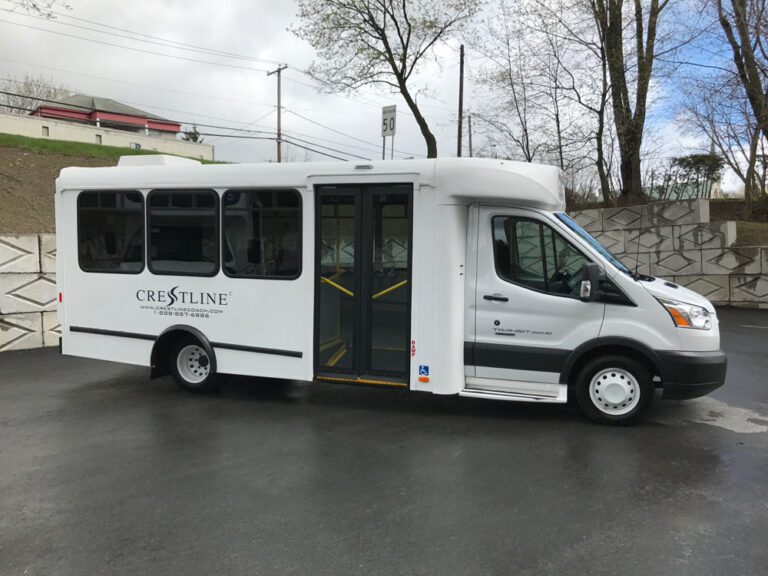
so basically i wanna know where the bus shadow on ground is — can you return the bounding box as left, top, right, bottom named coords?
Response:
left=216, top=374, right=594, bottom=425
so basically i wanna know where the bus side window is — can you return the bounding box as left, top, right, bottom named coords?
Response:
left=492, top=216, right=590, bottom=298
left=222, top=189, right=302, bottom=279
left=77, top=190, right=144, bottom=274
left=148, top=189, right=219, bottom=277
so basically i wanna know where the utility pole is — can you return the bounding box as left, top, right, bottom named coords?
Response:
left=456, top=44, right=464, bottom=157
left=267, top=64, right=288, bottom=162
left=468, top=113, right=473, bottom=157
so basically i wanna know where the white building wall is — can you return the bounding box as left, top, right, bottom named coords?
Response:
left=0, top=112, right=213, bottom=160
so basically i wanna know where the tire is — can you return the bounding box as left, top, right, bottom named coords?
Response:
left=169, top=337, right=219, bottom=393
left=573, top=354, right=654, bottom=425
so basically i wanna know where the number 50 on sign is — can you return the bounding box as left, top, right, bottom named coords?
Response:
left=381, top=105, right=396, bottom=137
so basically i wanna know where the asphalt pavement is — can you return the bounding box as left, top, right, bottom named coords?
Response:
left=1, top=307, right=767, bottom=575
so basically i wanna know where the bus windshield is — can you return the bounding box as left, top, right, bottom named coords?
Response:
left=555, top=213, right=633, bottom=276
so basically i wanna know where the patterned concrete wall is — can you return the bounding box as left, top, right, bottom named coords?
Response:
left=0, top=235, right=57, bottom=351
left=571, top=199, right=768, bottom=308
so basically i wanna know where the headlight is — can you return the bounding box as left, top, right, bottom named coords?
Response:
left=657, top=298, right=712, bottom=330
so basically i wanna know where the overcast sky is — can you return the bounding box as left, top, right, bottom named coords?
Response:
left=1, top=0, right=739, bottom=196
left=0, top=0, right=471, bottom=163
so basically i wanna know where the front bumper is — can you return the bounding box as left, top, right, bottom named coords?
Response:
left=658, top=350, right=727, bottom=400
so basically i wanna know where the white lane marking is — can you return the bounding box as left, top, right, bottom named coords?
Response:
left=739, top=324, right=768, bottom=330
left=652, top=397, right=768, bottom=434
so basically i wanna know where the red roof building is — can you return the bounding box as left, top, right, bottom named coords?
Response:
left=31, top=94, right=180, bottom=139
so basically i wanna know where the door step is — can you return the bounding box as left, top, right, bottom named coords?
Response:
left=460, top=385, right=567, bottom=404
left=316, top=375, right=407, bottom=387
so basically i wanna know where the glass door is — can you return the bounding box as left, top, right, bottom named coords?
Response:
left=316, top=190, right=359, bottom=373
left=365, top=187, right=411, bottom=378
left=314, top=184, right=412, bottom=386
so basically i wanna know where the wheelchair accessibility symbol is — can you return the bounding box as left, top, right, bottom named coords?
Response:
left=418, top=365, right=430, bottom=376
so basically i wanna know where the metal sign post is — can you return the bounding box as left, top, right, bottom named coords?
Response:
left=381, top=105, right=396, bottom=160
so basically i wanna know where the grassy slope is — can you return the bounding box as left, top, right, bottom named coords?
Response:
left=0, top=132, right=225, bottom=233
left=0, top=133, right=218, bottom=163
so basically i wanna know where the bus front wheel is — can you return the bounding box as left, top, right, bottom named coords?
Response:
left=170, top=338, right=219, bottom=393
left=574, top=354, right=654, bottom=425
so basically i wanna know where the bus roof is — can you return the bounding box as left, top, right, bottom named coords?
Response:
left=57, top=157, right=565, bottom=211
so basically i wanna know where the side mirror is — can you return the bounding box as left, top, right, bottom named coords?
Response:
left=580, top=262, right=603, bottom=302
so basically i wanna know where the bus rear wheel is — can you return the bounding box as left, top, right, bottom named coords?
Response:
left=170, top=338, right=218, bottom=393
left=574, top=354, right=654, bottom=425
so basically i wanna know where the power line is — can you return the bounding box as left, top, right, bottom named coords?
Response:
left=5, top=3, right=462, bottom=119
left=0, top=87, right=273, bottom=133
left=0, top=60, right=419, bottom=157
left=205, top=109, right=274, bottom=145
left=282, top=127, right=399, bottom=158
left=0, top=19, right=272, bottom=73
left=1, top=2, right=465, bottom=132
left=0, top=57, right=275, bottom=108
left=1, top=9, right=459, bottom=143
left=195, top=133, right=352, bottom=161
left=46, top=9, right=286, bottom=66
left=197, top=132, right=274, bottom=141
left=5, top=9, right=267, bottom=63
left=0, top=90, right=369, bottom=161
left=0, top=83, right=397, bottom=158
left=282, top=134, right=371, bottom=160
left=282, top=71, right=457, bottom=122
left=281, top=138, right=352, bottom=162
left=0, top=102, right=32, bottom=112
left=0, top=70, right=383, bottom=156
left=284, top=107, right=423, bottom=158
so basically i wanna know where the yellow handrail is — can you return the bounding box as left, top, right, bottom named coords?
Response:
left=326, top=342, right=348, bottom=367
left=321, top=276, right=354, bottom=297
left=327, top=269, right=345, bottom=282
left=372, top=279, right=408, bottom=300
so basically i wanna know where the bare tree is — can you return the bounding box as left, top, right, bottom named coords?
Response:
left=673, top=0, right=768, bottom=218
left=533, top=0, right=618, bottom=203
left=6, top=0, right=71, bottom=18
left=683, top=73, right=766, bottom=217
left=473, top=0, right=618, bottom=203
left=292, top=0, right=480, bottom=158
left=472, top=2, right=548, bottom=162
left=717, top=0, right=768, bottom=142
left=591, top=0, right=671, bottom=199
left=0, top=74, right=71, bottom=115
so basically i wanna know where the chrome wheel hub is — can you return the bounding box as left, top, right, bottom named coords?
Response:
left=177, top=345, right=210, bottom=384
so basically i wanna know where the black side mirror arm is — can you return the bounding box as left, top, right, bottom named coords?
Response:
left=580, top=262, right=604, bottom=302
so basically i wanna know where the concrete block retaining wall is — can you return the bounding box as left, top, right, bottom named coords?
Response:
left=571, top=199, right=768, bottom=308
left=0, top=234, right=59, bottom=351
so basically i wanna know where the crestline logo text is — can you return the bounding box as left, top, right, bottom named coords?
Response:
left=136, top=286, right=229, bottom=307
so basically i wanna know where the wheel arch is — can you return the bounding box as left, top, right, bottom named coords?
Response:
left=150, top=324, right=217, bottom=379
left=560, top=337, right=669, bottom=386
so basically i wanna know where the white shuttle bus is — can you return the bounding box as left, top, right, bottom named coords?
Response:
left=55, top=156, right=726, bottom=424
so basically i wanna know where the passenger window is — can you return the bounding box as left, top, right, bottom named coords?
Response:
left=551, top=232, right=589, bottom=290
left=78, top=191, right=144, bottom=273
left=492, top=217, right=589, bottom=297
left=148, top=189, right=219, bottom=276
left=222, top=189, right=302, bottom=278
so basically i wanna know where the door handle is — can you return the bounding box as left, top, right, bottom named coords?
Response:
left=483, top=294, right=509, bottom=302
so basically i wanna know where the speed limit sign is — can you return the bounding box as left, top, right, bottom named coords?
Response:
left=381, top=105, right=396, bottom=137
